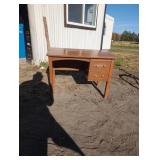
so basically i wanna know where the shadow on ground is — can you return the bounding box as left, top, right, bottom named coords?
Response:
left=119, top=68, right=139, bottom=89
left=19, top=71, right=84, bottom=156
left=56, top=70, right=104, bottom=97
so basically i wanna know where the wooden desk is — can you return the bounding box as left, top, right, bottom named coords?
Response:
left=47, top=48, right=114, bottom=97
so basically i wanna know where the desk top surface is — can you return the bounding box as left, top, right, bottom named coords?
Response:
left=47, top=48, right=115, bottom=60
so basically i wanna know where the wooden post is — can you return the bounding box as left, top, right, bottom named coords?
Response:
left=43, top=17, right=51, bottom=51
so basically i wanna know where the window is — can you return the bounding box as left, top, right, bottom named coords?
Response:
left=66, top=4, right=98, bottom=29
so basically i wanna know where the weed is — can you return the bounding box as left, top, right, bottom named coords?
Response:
left=114, top=58, right=124, bottom=67
left=39, top=61, right=48, bottom=69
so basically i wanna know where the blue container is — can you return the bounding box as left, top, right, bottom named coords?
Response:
left=19, top=24, right=26, bottom=58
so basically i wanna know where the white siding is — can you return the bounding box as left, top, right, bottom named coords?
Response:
left=102, top=14, right=114, bottom=49
left=28, top=4, right=105, bottom=64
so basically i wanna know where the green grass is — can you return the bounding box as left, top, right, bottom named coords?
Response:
left=40, top=61, right=48, bottom=69
left=114, top=58, right=124, bottom=67
left=111, top=41, right=139, bottom=53
left=109, top=41, right=139, bottom=72
left=110, top=41, right=139, bottom=54
left=110, top=47, right=138, bottom=54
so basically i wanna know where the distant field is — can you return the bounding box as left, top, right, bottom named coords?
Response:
left=110, top=41, right=139, bottom=73
left=111, top=41, right=139, bottom=53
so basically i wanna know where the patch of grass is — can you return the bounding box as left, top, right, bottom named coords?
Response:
left=40, top=61, right=48, bottom=69
left=114, top=58, right=124, bottom=67
left=113, top=53, right=139, bottom=73
left=112, top=41, right=139, bottom=48
left=109, top=41, right=139, bottom=73
left=110, top=47, right=138, bottom=54
left=111, top=41, right=139, bottom=54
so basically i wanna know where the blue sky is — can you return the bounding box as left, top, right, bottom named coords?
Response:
left=106, top=4, right=139, bottom=34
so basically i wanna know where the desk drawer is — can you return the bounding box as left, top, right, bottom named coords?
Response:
left=90, top=59, right=111, bottom=70
left=88, top=59, right=112, bottom=81
left=88, top=71, right=108, bottom=80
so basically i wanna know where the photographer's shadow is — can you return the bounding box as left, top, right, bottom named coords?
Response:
left=19, top=72, right=84, bottom=156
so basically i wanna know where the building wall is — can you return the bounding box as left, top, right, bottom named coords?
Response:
left=28, top=4, right=105, bottom=64
left=102, top=14, right=114, bottom=49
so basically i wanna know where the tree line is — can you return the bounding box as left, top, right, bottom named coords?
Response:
left=112, top=31, right=139, bottom=42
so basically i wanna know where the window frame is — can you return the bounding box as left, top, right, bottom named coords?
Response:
left=65, top=4, right=98, bottom=30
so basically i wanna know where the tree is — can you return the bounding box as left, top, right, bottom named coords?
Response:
left=112, top=31, right=139, bottom=42
left=120, top=31, right=139, bottom=42
left=112, top=33, right=121, bottom=41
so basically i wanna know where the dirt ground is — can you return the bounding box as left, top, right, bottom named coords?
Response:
left=19, top=59, right=139, bottom=156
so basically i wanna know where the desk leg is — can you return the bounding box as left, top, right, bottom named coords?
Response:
left=48, top=57, right=55, bottom=88
left=104, top=60, right=114, bottom=97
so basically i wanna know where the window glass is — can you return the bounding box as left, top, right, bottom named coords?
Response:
left=68, top=4, right=83, bottom=23
left=84, top=4, right=97, bottom=25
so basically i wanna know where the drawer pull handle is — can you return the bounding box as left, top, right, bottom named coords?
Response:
left=95, top=64, right=106, bottom=68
